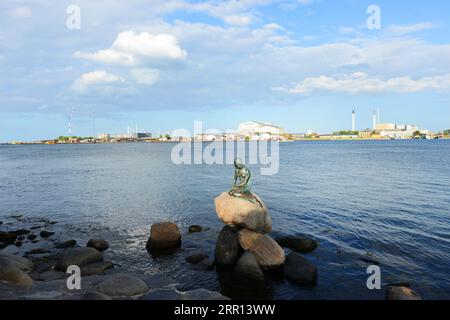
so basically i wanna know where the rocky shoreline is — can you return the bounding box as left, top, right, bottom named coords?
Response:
left=0, top=214, right=228, bottom=300
left=0, top=213, right=422, bottom=300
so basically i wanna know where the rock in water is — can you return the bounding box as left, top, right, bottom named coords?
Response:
left=238, top=228, right=285, bottom=270
left=284, top=252, right=318, bottom=287
left=186, top=252, right=208, bottom=264
left=235, top=251, right=264, bottom=281
left=215, top=225, right=242, bottom=268
left=96, top=274, right=149, bottom=297
left=146, top=222, right=181, bottom=252
left=386, top=285, right=422, bottom=300
left=0, top=254, right=34, bottom=286
left=276, top=236, right=318, bottom=253
left=55, top=240, right=77, bottom=249
left=215, top=192, right=272, bottom=233
left=54, top=247, right=103, bottom=271
left=87, top=239, right=110, bottom=252
left=0, top=231, right=17, bottom=244
left=188, top=225, right=203, bottom=233
left=40, top=231, right=55, bottom=238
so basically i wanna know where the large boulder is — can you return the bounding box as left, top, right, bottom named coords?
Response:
left=87, top=239, right=110, bottom=252
left=54, top=247, right=103, bottom=271
left=96, top=274, right=149, bottom=297
left=386, top=285, right=422, bottom=300
left=215, top=192, right=272, bottom=233
left=0, top=254, right=34, bottom=286
left=284, top=252, right=318, bottom=287
left=215, top=225, right=242, bottom=268
left=276, top=236, right=318, bottom=253
left=235, top=251, right=264, bottom=281
left=238, top=229, right=285, bottom=270
left=146, top=222, right=181, bottom=252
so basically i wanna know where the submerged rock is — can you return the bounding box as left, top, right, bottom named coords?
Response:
left=186, top=252, right=208, bottom=264
left=40, top=231, right=55, bottom=238
left=26, top=248, right=51, bottom=255
left=96, top=274, right=149, bottom=297
left=13, top=229, right=31, bottom=236
left=27, top=234, right=37, bottom=241
left=235, top=251, right=264, bottom=281
left=146, top=222, right=181, bottom=252
left=238, top=229, right=285, bottom=271
left=276, top=236, right=318, bottom=253
left=54, top=247, right=103, bottom=271
left=215, top=225, right=242, bottom=268
left=284, top=252, right=318, bottom=287
left=87, top=239, right=110, bottom=252
left=386, top=285, right=421, bottom=300
left=55, top=240, right=77, bottom=249
left=0, top=231, right=17, bottom=244
left=215, top=192, right=272, bottom=232
left=188, top=225, right=203, bottom=233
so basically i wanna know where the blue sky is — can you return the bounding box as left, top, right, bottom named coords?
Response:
left=1, top=0, right=450, bottom=141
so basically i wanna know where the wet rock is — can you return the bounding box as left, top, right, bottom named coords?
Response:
left=55, top=240, right=77, bottom=249
left=276, top=236, right=318, bottom=253
left=146, top=222, right=181, bottom=252
left=33, top=262, right=53, bottom=273
left=26, top=248, right=51, bottom=255
left=27, top=234, right=37, bottom=241
left=180, top=288, right=230, bottom=300
left=71, top=291, right=112, bottom=300
left=284, top=252, right=318, bottom=287
left=193, top=258, right=215, bottom=271
left=215, top=192, right=272, bottom=232
left=238, top=229, right=285, bottom=271
left=54, top=247, right=103, bottom=271
left=188, top=225, right=203, bottom=233
left=139, top=288, right=182, bottom=300
left=13, top=229, right=31, bottom=236
left=0, top=254, right=34, bottom=286
left=81, top=261, right=113, bottom=276
left=215, top=225, right=242, bottom=268
left=186, top=252, right=208, bottom=264
left=87, top=239, right=109, bottom=252
left=40, top=231, right=55, bottom=238
left=386, top=285, right=421, bottom=300
left=35, top=271, right=68, bottom=281
left=17, top=236, right=25, bottom=241
left=14, top=241, right=23, bottom=247
left=0, top=231, right=17, bottom=244
left=96, top=274, right=149, bottom=297
left=235, top=251, right=264, bottom=281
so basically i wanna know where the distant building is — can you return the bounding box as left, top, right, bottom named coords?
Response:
left=98, top=133, right=110, bottom=140
left=238, top=121, right=285, bottom=140
left=133, top=132, right=152, bottom=139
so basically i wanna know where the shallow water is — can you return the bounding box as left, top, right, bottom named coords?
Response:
left=1, top=141, right=449, bottom=299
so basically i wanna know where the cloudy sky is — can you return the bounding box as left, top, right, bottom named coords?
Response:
left=1, top=0, right=450, bottom=141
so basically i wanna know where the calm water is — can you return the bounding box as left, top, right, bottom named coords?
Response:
left=0, top=141, right=449, bottom=300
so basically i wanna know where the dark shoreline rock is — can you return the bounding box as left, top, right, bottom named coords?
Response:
left=40, top=231, right=55, bottom=238
left=55, top=240, right=77, bottom=249
left=284, top=252, right=318, bottom=287
left=54, top=247, right=103, bottom=271
left=235, top=251, right=264, bottom=282
left=146, top=222, right=182, bottom=252
left=188, top=225, right=203, bottom=233
left=87, top=239, right=109, bottom=252
left=215, top=225, right=242, bottom=268
left=186, top=252, right=208, bottom=264
left=276, top=236, right=318, bottom=253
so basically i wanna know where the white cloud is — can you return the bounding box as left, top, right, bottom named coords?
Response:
left=387, top=22, right=436, bottom=36
left=10, top=6, right=33, bottom=18
left=130, top=68, right=160, bottom=85
left=72, top=70, right=125, bottom=93
left=275, top=72, right=450, bottom=95
left=75, top=31, right=187, bottom=65
left=223, top=15, right=253, bottom=27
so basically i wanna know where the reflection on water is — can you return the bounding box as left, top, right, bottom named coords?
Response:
left=0, top=141, right=449, bottom=299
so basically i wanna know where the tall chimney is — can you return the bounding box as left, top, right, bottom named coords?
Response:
left=352, top=110, right=356, bottom=131
left=373, top=111, right=377, bottom=130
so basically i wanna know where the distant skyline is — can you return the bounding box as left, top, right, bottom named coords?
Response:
left=1, top=0, right=450, bottom=141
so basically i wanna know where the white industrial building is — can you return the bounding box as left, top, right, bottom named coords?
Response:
left=238, top=121, right=285, bottom=140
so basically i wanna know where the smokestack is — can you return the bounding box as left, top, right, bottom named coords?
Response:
left=352, top=110, right=356, bottom=131
left=373, top=111, right=377, bottom=130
